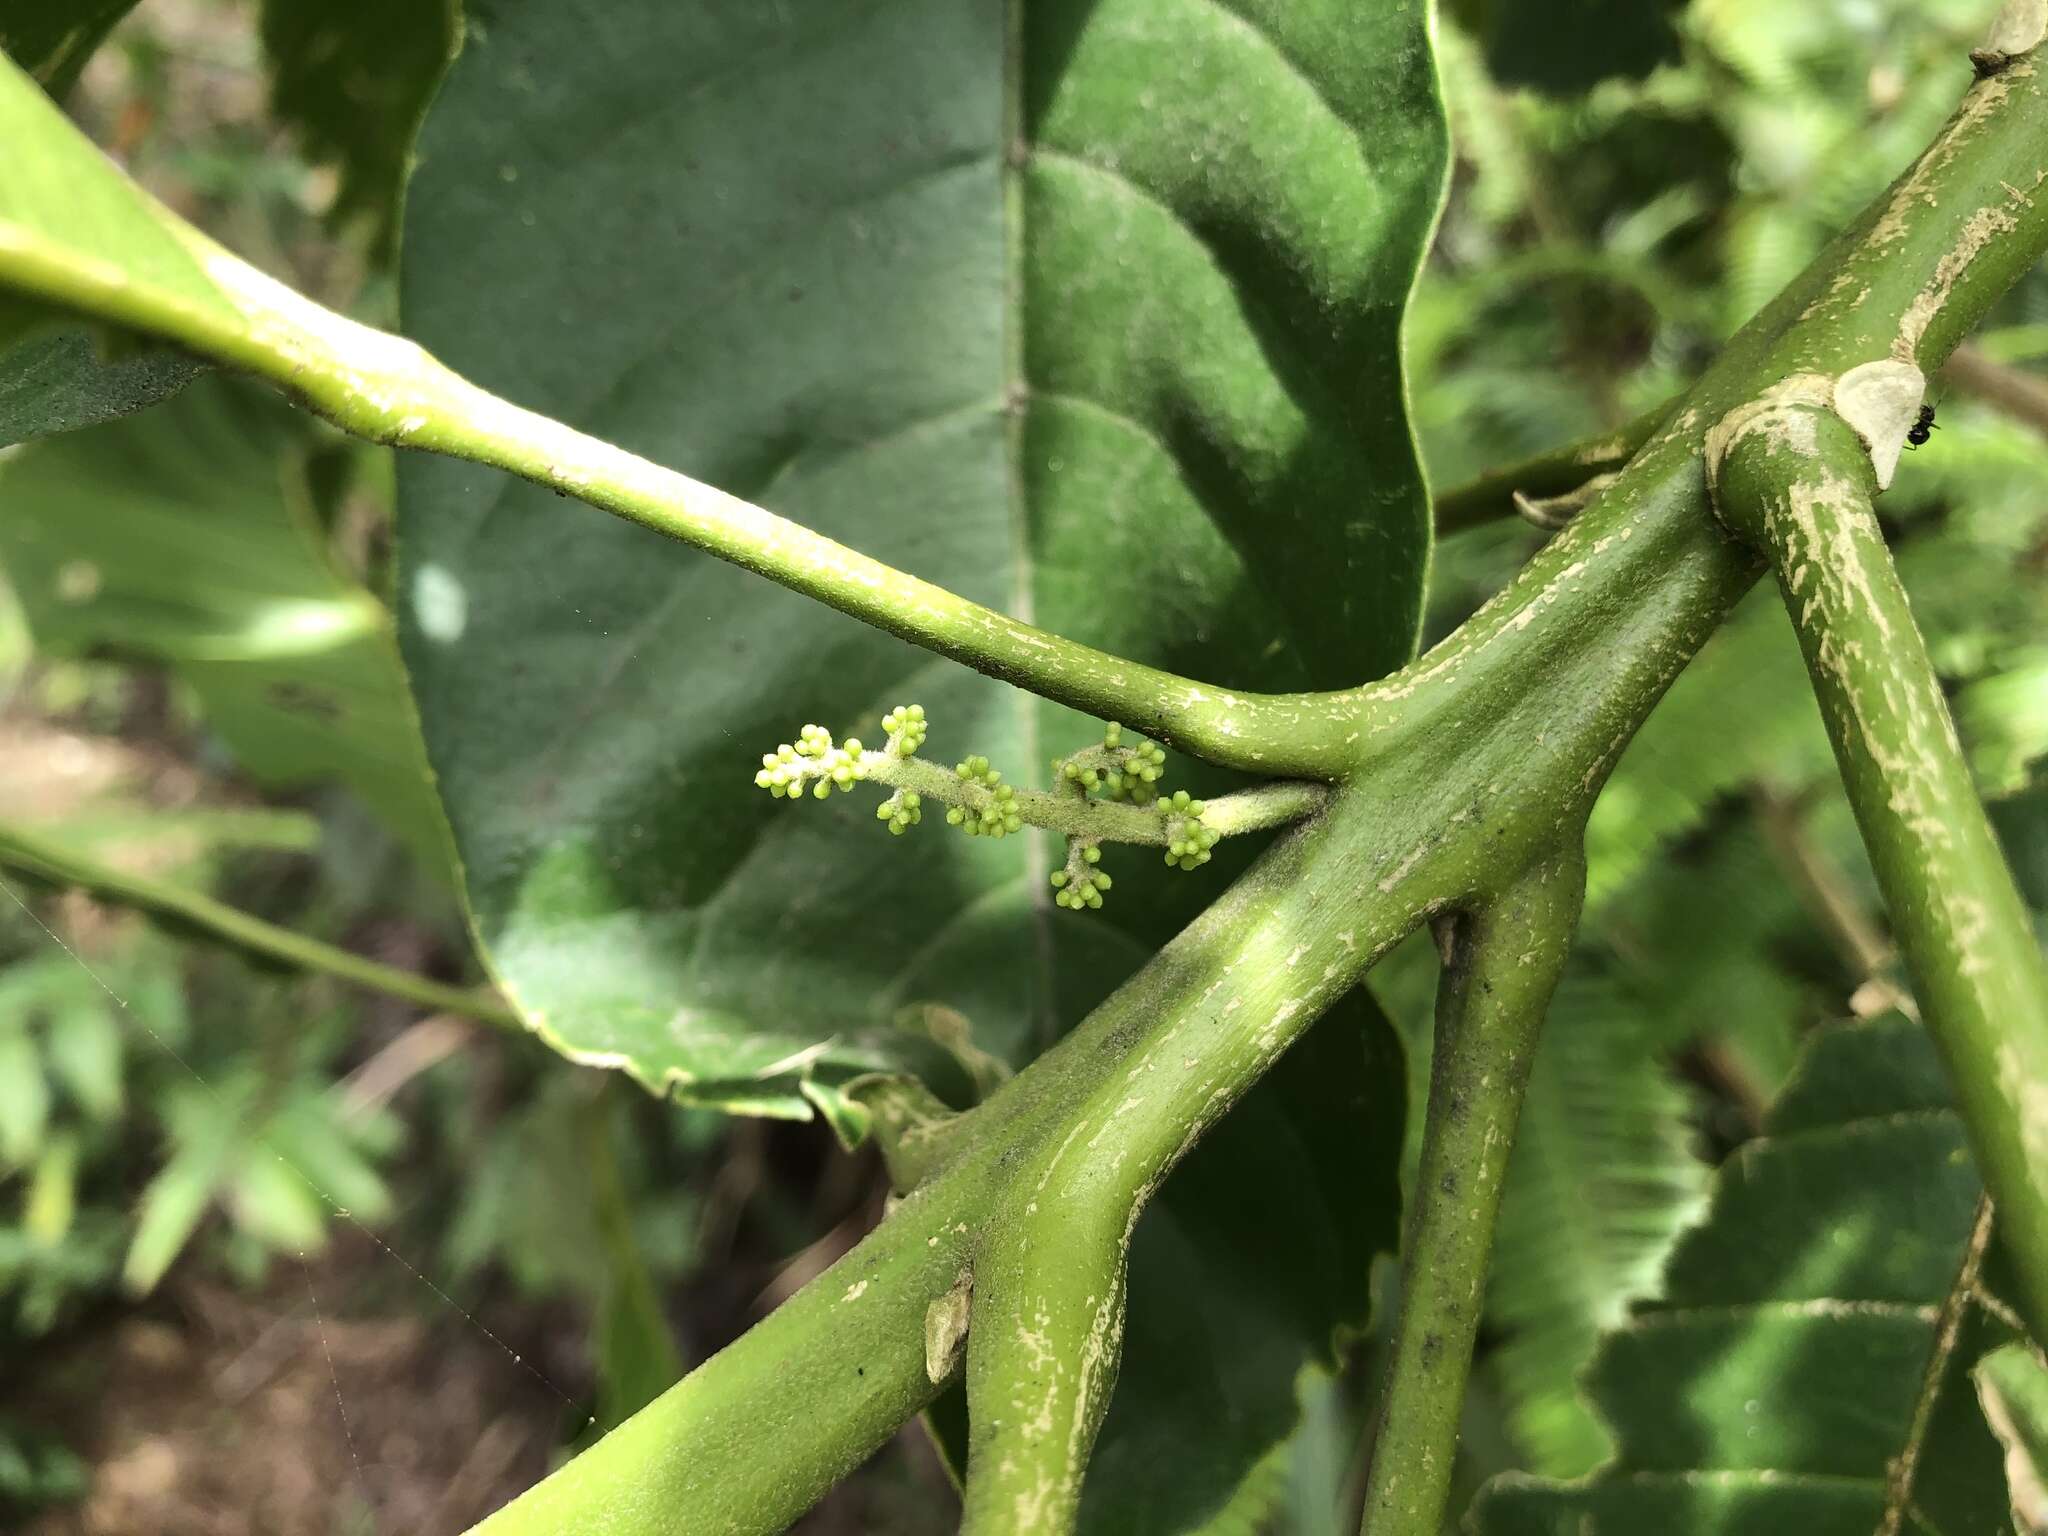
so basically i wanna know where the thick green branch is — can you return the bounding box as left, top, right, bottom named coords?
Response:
left=471, top=780, right=1423, bottom=1536
left=466, top=1137, right=980, bottom=1536
left=1358, top=849, right=1582, bottom=1536
left=0, top=821, right=518, bottom=1027
left=957, top=1190, right=1127, bottom=1535
left=1711, top=397, right=2048, bottom=1338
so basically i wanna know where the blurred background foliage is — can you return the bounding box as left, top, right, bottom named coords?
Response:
left=0, top=0, right=2044, bottom=1531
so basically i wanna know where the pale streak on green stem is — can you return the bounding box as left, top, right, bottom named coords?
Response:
left=0, top=821, right=519, bottom=1027
left=1712, top=400, right=2048, bottom=1340
left=955, top=1186, right=1127, bottom=1536
left=1357, top=849, right=1582, bottom=1536
left=859, top=753, right=1327, bottom=847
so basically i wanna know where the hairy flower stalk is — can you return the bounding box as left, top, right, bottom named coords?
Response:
left=753, top=708, right=1322, bottom=908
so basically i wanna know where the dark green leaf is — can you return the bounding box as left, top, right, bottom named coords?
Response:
left=399, top=10, right=1443, bottom=1515
left=1470, top=1014, right=2022, bottom=1535
left=0, top=328, right=202, bottom=448
left=1603, top=817, right=1819, bottom=1094
left=397, top=0, right=1443, bottom=1116
left=1585, top=591, right=1831, bottom=914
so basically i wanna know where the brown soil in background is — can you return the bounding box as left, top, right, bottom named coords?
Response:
left=11, top=1216, right=955, bottom=1536
left=17, top=1255, right=561, bottom=1536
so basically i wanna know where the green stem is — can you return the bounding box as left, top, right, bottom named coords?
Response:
left=1357, top=849, right=1582, bottom=1536
left=0, top=821, right=518, bottom=1028
left=956, top=1187, right=1127, bottom=1536
left=1711, top=397, right=2048, bottom=1340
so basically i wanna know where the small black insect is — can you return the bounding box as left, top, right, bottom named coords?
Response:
left=1905, top=402, right=1938, bottom=449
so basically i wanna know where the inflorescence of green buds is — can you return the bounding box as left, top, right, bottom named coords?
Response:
left=1056, top=720, right=1168, bottom=805
left=946, top=756, right=1023, bottom=838
left=756, top=723, right=867, bottom=801
left=882, top=703, right=927, bottom=757
left=1161, top=789, right=1220, bottom=870
left=876, top=790, right=922, bottom=835
left=1050, top=840, right=1112, bottom=910
left=751, top=707, right=1221, bottom=912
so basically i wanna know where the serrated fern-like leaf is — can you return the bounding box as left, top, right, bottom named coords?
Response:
left=1470, top=1014, right=2024, bottom=1535
left=1601, top=816, right=1822, bottom=1098
left=1486, top=980, right=1711, bottom=1477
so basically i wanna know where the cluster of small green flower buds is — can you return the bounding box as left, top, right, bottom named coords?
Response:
left=1059, top=758, right=1109, bottom=793
left=1055, top=722, right=1169, bottom=805
left=876, top=789, right=923, bottom=835
left=1049, top=841, right=1112, bottom=910
left=946, top=756, right=1023, bottom=838
left=755, top=724, right=867, bottom=801
left=882, top=703, right=928, bottom=757
left=1160, top=789, right=1220, bottom=870
left=749, top=709, right=1226, bottom=905
left=1101, top=725, right=1167, bottom=802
